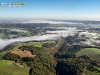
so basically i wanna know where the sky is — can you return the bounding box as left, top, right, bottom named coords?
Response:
left=0, top=0, right=100, bottom=20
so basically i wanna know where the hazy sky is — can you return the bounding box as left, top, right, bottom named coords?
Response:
left=0, top=0, right=100, bottom=20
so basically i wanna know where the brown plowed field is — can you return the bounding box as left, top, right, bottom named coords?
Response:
left=11, top=50, right=36, bottom=58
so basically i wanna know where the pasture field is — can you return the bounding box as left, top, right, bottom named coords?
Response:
left=76, top=48, right=100, bottom=56
left=0, top=60, right=14, bottom=71
left=13, top=40, right=56, bottom=48
left=0, top=60, right=30, bottom=75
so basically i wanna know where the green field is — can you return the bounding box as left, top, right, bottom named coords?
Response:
left=76, top=48, right=100, bottom=56
left=28, top=40, right=55, bottom=47
left=0, top=60, right=14, bottom=71
left=0, top=60, right=30, bottom=75
left=13, top=40, right=56, bottom=49
left=27, top=42, right=42, bottom=47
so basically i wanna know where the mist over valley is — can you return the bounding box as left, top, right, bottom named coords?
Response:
left=0, top=20, right=100, bottom=75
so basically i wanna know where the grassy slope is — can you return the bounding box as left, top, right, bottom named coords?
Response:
left=0, top=60, right=14, bottom=70
left=28, top=41, right=55, bottom=47
left=13, top=40, right=55, bottom=48
left=0, top=60, right=29, bottom=75
left=76, top=48, right=100, bottom=56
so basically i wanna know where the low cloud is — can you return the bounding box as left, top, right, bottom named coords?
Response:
left=77, top=31, right=100, bottom=47
left=78, top=31, right=98, bottom=39
left=10, top=29, right=28, bottom=32
left=43, top=27, right=68, bottom=30
left=79, top=39, right=100, bottom=47
left=0, top=28, right=78, bottom=49
left=22, top=20, right=83, bottom=24
left=46, top=28, right=77, bottom=37
left=0, top=34, right=58, bottom=49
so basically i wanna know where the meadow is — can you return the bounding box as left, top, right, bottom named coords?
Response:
left=0, top=60, right=30, bottom=75
left=76, top=48, right=100, bottom=56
